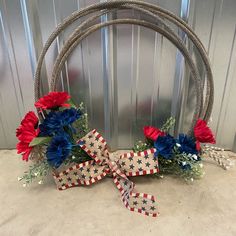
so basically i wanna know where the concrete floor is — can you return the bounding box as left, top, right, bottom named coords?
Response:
left=0, top=149, right=236, bottom=236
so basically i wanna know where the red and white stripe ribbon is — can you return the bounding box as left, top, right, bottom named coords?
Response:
left=53, top=129, right=159, bottom=217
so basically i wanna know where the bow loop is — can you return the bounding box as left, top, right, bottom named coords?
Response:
left=77, top=129, right=109, bottom=165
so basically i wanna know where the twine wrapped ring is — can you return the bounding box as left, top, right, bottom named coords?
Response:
left=34, top=0, right=214, bottom=135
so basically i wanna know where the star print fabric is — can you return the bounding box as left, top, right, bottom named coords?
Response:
left=53, top=129, right=159, bottom=217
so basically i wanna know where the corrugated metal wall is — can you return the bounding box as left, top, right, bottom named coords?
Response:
left=0, top=0, right=236, bottom=150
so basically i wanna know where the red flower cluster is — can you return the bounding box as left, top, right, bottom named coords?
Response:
left=34, top=92, right=71, bottom=110
left=194, top=119, right=215, bottom=150
left=16, top=112, right=39, bottom=161
left=143, top=126, right=165, bottom=141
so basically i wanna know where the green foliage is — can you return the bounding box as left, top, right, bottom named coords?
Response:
left=72, top=113, right=89, bottom=141
left=161, top=117, right=175, bottom=133
left=64, top=147, right=92, bottom=165
left=18, top=160, right=51, bottom=186
left=156, top=153, right=204, bottom=182
left=133, top=141, right=151, bottom=152
left=29, top=137, right=51, bottom=147
left=64, top=102, right=92, bottom=164
left=67, top=99, right=77, bottom=108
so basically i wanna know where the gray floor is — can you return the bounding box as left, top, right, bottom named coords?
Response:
left=0, top=149, right=236, bottom=236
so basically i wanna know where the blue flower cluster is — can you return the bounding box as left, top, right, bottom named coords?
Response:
left=39, top=108, right=81, bottom=136
left=154, top=133, right=199, bottom=170
left=177, top=134, right=198, bottom=155
left=46, top=133, right=72, bottom=168
left=39, top=108, right=82, bottom=168
left=154, top=135, right=176, bottom=159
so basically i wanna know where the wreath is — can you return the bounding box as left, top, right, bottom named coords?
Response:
left=15, top=1, right=233, bottom=217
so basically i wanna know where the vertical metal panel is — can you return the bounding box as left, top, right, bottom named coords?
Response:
left=116, top=10, right=134, bottom=148
left=101, top=5, right=118, bottom=149
left=205, top=0, right=236, bottom=150
left=171, top=0, right=191, bottom=135
left=0, top=0, right=236, bottom=151
left=215, top=24, right=236, bottom=148
left=0, top=0, right=34, bottom=148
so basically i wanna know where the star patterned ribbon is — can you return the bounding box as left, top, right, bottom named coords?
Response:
left=53, top=129, right=159, bottom=217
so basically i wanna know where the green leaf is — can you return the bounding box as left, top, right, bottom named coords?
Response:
left=58, top=99, right=77, bottom=111
left=29, top=137, right=52, bottom=147
left=68, top=99, right=77, bottom=108
left=161, top=117, right=176, bottom=133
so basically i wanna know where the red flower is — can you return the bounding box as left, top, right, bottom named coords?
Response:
left=143, top=126, right=165, bottom=141
left=34, top=92, right=71, bottom=110
left=16, top=111, right=38, bottom=139
left=194, top=119, right=215, bottom=144
left=16, top=112, right=39, bottom=161
left=17, top=142, right=34, bottom=161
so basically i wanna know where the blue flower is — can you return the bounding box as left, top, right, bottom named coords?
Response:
left=154, top=134, right=176, bottom=159
left=177, top=134, right=198, bottom=155
left=60, top=108, right=82, bottom=124
left=39, top=108, right=81, bottom=136
left=46, top=133, right=72, bottom=168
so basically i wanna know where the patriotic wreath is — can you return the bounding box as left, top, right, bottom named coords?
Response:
left=16, top=91, right=220, bottom=217
left=15, top=1, right=235, bottom=217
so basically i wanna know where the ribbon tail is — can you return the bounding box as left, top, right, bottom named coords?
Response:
left=113, top=173, right=159, bottom=217
left=53, top=160, right=108, bottom=190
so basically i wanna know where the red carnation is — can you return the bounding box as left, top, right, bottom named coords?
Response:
left=143, top=126, right=165, bottom=141
left=16, top=111, right=38, bottom=138
left=17, top=141, right=34, bottom=161
left=16, top=112, right=39, bottom=161
left=34, top=92, right=71, bottom=110
left=194, top=119, right=215, bottom=144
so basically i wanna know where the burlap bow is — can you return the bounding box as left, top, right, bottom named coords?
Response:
left=53, top=129, right=159, bottom=217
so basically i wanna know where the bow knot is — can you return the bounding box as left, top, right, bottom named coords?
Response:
left=53, top=129, right=159, bottom=217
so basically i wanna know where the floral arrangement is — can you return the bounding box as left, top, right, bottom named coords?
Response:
left=133, top=117, right=216, bottom=181
left=16, top=91, right=235, bottom=217
left=16, top=91, right=219, bottom=186
left=16, top=92, right=91, bottom=185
